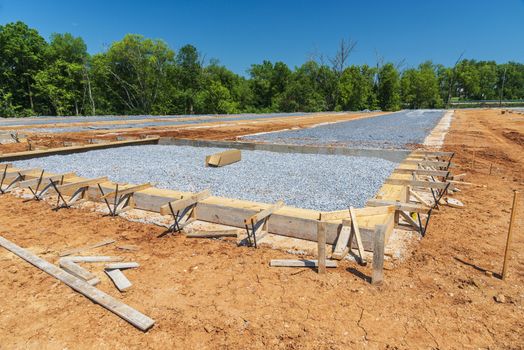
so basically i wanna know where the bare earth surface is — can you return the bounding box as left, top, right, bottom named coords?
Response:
left=0, top=109, right=523, bottom=349
left=0, top=111, right=385, bottom=153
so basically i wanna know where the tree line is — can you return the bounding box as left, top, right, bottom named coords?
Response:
left=1, top=21, right=523, bottom=117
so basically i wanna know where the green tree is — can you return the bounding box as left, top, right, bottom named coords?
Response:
left=339, top=65, right=377, bottom=110
left=34, top=33, right=88, bottom=115
left=0, top=21, right=47, bottom=116
left=377, top=63, right=401, bottom=111
left=93, top=34, right=175, bottom=114
left=400, top=61, right=443, bottom=108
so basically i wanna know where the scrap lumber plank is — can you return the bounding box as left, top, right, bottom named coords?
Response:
left=244, top=200, right=285, bottom=224
left=66, top=256, right=123, bottom=263
left=372, top=224, right=387, bottom=285
left=99, top=183, right=152, bottom=199
left=408, top=187, right=432, bottom=207
left=105, top=268, right=132, bottom=291
left=105, top=262, right=139, bottom=270
left=59, top=238, right=116, bottom=257
left=185, top=230, right=238, bottom=238
left=205, top=149, right=241, bottom=167
left=17, top=172, right=76, bottom=188
left=59, top=259, right=100, bottom=285
left=159, top=189, right=211, bottom=216
left=384, top=178, right=453, bottom=190
left=349, top=206, right=366, bottom=264
left=270, top=259, right=338, bottom=268
left=0, top=235, right=154, bottom=331
left=366, top=199, right=430, bottom=214
left=331, top=224, right=351, bottom=260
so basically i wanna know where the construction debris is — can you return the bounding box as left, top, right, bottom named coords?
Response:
left=105, top=268, right=132, bottom=292
left=0, top=235, right=154, bottom=331
left=59, top=238, right=116, bottom=257
left=205, top=149, right=241, bottom=167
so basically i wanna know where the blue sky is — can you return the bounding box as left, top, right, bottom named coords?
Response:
left=1, top=0, right=523, bottom=75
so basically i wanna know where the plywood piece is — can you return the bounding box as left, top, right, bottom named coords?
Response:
left=105, top=268, right=132, bottom=291
left=270, top=259, right=338, bottom=268
left=205, top=149, right=241, bottom=167
left=0, top=235, right=154, bottom=331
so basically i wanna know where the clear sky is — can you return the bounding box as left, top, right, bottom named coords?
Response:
left=1, top=0, right=523, bottom=75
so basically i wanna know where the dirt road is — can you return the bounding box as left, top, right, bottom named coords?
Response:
left=0, top=109, right=522, bottom=349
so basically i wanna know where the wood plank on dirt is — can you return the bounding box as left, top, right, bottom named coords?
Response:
left=59, top=259, right=100, bottom=285
left=185, top=230, right=239, bottom=238
left=105, top=269, right=132, bottom=291
left=59, top=238, right=116, bottom=257
left=0, top=235, right=154, bottom=331
left=105, top=262, right=139, bottom=270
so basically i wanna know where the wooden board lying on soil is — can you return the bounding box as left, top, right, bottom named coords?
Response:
left=0, top=235, right=154, bottom=331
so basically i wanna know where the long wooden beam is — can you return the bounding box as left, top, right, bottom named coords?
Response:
left=17, top=172, right=77, bottom=188
left=384, top=178, right=453, bottom=190
left=0, top=137, right=159, bottom=162
left=0, top=235, right=154, bottom=331
left=366, top=199, right=430, bottom=214
left=393, top=168, right=450, bottom=177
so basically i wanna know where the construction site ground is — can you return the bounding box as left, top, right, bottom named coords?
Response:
left=0, top=111, right=385, bottom=153
left=0, top=109, right=523, bottom=349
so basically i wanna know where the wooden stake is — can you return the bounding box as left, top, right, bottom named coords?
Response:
left=502, top=190, right=520, bottom=280
left=317, top=221, right=326, bottom=274
left=372, top=224, right=387, bottom=285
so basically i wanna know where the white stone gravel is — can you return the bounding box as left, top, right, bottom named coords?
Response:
left=12, top=145, right=398, bottom=211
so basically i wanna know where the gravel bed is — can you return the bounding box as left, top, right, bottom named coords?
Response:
left=12, top=145, right=398, bottom=210
left=0, top=112, right=313, bottom=128
left=242, top=110, right=445, bottom=149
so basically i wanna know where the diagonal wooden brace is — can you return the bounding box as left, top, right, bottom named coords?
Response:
left=159, top=189, right=211, bottom=235
left=243, top=200, right=284, bottom=248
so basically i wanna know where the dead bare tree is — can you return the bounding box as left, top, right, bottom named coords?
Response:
left=446, top=51, right=465, bottom=107
left=329, top=38, right=357, bottom=76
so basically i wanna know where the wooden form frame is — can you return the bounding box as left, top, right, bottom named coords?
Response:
left=159, top=189, right=211, bottom=234
left=97, top=183, right=152, bottom=216
left=243, top=200, right=284, bottom=248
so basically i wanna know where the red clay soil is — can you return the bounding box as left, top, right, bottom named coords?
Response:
left=0, top=111, right=385, bottom=153
left=0, top=109, right=523, bottom=349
